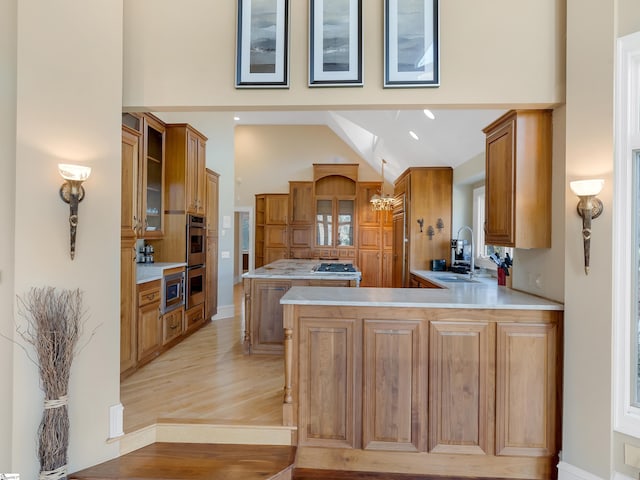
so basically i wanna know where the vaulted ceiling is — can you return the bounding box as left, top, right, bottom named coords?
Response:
left=234, top=109, right=507, bottom=181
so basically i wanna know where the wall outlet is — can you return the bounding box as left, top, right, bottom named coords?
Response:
left=625, top=443, right=640, bottom=469
left=221, top=251, right=231, bottom=259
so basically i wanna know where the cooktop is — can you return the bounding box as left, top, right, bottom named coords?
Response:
left=313, top=263, right=357, bottom=273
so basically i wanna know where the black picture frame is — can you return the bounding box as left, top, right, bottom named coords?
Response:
left=384, top=0, right=439, bottom=88
left=236, top=0, right=290, bottom=88
left=309, top=0, right=363, bottom=87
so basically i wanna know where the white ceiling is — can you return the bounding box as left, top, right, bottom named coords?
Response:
left=234, top=109, right=507, bottom=181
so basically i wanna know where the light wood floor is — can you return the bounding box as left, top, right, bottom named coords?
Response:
left=120, top=285, right=284, bottom=433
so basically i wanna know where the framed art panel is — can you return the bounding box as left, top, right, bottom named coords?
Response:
left=384, top=0, right=439, bottom=87
left=236, top=0, right=289, bottom=88
left=309, top=0, right=363, bottom=87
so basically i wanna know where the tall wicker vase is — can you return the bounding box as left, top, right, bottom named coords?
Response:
left=17, top=287, right=84, bottom=480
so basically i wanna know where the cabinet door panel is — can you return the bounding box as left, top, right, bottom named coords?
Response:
left=266, top=195, right=289, bottom=224
left=299, top=317, right=359, bottom=448
left=289, top=182, right=314, bottom=225
left=120, top=237, right=137, bottom=374
left=358, top=226, right=381, bottom=250
left=485, top=120, right=515, bottom=245
left=429, top=321, right=493, bottom=455
left=357, top=250, right=381, bottom=288
left=265, top=225, right=288, bottom=248
left=363, top=320, right=424, bottom=452
left=291, top=225, right=313, bottom=248
left=251, top=280, right=291, bottom=353
left=496, top=323, right=557, bottom=456
left=137, top=301, right=161, bottom=362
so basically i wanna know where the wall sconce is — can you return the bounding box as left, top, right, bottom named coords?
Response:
left=570, top=179, right=604, bottom=275
left=58, top=163, right=91, bottom=260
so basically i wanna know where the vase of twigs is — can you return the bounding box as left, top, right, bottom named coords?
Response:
left=16, top=287, right=85, bottom=480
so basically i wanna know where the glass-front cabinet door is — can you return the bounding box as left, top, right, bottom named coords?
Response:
left=316, top=199, right=333, bottom=246
left=315, top=197, right=354, bottom=248
left=141, top=115, right=165, bottom=238
left=337, top=199, right=354, bottom=246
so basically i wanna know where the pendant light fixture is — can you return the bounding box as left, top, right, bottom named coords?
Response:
left=370, top=159, right=394, bottom=211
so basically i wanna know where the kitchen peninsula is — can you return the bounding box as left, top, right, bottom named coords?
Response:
left=281, top=272, right=563, bottom=480
left=242, top=259, right=361, bottom=354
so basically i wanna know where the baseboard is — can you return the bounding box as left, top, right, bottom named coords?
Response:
left=117, top=421, right=296, bottom=456
left=557, top=461, right=606, bottom=480
left=212, top=303, right=234, bottom=320
left=613, top=472, right=635, bottom=480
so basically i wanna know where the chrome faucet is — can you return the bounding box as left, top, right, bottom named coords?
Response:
left=456, top=226, right=475, bottom=278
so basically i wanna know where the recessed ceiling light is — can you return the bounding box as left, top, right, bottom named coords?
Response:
left=409, top=130, right=419, bottom=140
left=423, top=109, right=435, bottom=120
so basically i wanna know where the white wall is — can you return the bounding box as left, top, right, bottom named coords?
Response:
left=122, top=0, right=563, bottom=110
left=0, top=0, right=17, bottom=470
left=12, top=1, right=122, bottom=476
left=452, top=152, right=484, bottom=235
left=560, top=1, right=614, bottom=478
left=234, top=125, right=380, bottom=207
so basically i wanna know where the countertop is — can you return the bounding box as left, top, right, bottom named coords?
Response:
left=280, top=269, right=563, bottom=311
left=136, top=262, right=187, bottom=284
left=242, top=259, right=362, bottom=282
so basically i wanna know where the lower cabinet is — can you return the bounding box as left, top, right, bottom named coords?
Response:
left=185, top=303, right=205, bottom=333
left=162, top=307, right=184, bottom=345
left=363, top=320, right=425, bottom=452
left=136, top=280, right=162, bottom=364
left=120, top=236, right=137, bottom=377
left=244, top=277, right=357, bottom=354
left=288, top=305, right=561, bottom=478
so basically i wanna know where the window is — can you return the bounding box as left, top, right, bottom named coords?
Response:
left=614, top=31, right=640, bottom=437
left=472, top=185, right=512, bottom=270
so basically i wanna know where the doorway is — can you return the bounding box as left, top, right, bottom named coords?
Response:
left=234, top=207, right=253, bottom=283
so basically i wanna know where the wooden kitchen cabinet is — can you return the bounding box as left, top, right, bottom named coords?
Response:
left=284, top=304, right=562, bottom=479
left=429, top=320, right=494, bottom=454
left=121, top=126, right=140, bottom=378
left=356, top=182, right=392, bottom=287
left=483, top=110, right=552, bottom=248
left=136, top=280, right=162, bottom=365
left=140, top=114, right=165, bottom=238
left=120, top=236, right=137, bottom=377
left=392, top=168, right=452, bottom=287
left=165, top=124, right=208, bottom=215
left=496, top=321, right=558, bottom=457
left=185, top=303, right=205, bottom=333
left=289, top=181, right=314, bottom=225
left=255, top=194, right=289, bottom=268
left=298, top=316, right=360, bottom=449
left=363, top=319, right=425, bottom=452
left=205, top=169, right=219, bottom=320
left=162, top=307, right=184, bottom=345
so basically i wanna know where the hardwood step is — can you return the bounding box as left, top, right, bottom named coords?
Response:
left=70, top=443, right=296, bottom=480
left=293, top=469, right=512, bottom=480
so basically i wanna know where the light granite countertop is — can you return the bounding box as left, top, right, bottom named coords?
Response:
left=280, top=269, right=563, bottom=311
left=242, top=259, right=362, bottom=283
left=136, top=262, right=187, bottom=284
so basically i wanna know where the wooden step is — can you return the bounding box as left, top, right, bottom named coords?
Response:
left=69, top=443, right=296, bottom=480
left=293, top=469, right=512, bottom=480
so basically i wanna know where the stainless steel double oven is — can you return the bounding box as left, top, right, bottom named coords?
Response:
left=186, top=214, right=206, bottom=309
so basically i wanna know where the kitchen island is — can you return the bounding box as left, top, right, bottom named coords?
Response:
left=242, top=259, right=361, bottom=354
left=280, top=273, right=563, bottom=480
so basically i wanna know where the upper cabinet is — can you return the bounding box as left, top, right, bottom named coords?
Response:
left=141, top=114, right=165, bottom=238
left=165, top=124, right=208, bottom=216
left=313, top=164, right=358, bottom=251
left=483, top=110, right=552, bottom=249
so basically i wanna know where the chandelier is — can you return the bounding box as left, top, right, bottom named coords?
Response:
left=370, top=159, right=394, bottom=211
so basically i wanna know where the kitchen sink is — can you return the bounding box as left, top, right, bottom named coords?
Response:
left=434, top=275, right=477, bottom=283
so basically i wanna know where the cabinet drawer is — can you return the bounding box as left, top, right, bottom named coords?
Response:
left=186, top=304, right=205, bottom=331
left=162, top=308, right=184, bottom=345
left=138, top=280, right=161, bottom=307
